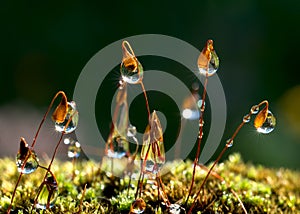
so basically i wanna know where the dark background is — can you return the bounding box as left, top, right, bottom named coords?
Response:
left=0, top=1, right=299, bottom=169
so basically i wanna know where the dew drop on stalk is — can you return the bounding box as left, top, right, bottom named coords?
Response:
left=255, top=110, right=276, bottom=134
left=243, top=115, right=251, bottom=123
left=16, top=138, right=39, bottom=174
left=197, top=99, right=205, bottom=109
left=55, top=101, right=79, bottom=134
left=250, top=105, right=259, bottom=114
left=226, top=139, right=233, bottom=148
left=198, top=39, right=219, bottom=76
left=199, top=120, right=204, bottom=127
left=130, top=198, right=146, bottom=214
left=106, top=84, right=129, bottom=159
left=35, top=172, right=58, bottom=210
left=120, top=41, right=144, bottom=84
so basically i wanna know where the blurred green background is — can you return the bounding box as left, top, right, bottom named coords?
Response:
left=0, top=1, right=299, bottom=169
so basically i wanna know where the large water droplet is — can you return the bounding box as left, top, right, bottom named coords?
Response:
left=16, top=138, right=39, bottom=174
left=121, top=59, right=144, bottom=84
left=106, top=135, right=127, bottom=159
left=120, top=41, right=143, bottom=84
left=141, top=111, right=165, bottom=174
left=198, top=40, right=219, bottom=76
left=256, top=110, right=276, bottom=134
left=35, top=172, right=58, bottom=210
left=130, top=198, right=146, bottom=214
left=55, top=101, right=79, bottom=134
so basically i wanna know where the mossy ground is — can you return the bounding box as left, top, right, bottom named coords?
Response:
left=0, top=153, right=299, bottom=213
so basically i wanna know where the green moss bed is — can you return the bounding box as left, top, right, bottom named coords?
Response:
left=0, top=153, right=299, bottom=213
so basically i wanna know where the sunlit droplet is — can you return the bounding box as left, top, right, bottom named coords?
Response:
left=255, top=110, right=276, bottom=134
left=250, top=105, right=259, bottom=114
left=55, top=101, right=79, bottom=134
left=197, top=99, right=205, bottom=109
left=141, top=111, right=165, bottom=174
left=16, top=138, right=39, bottom=174
left=130, top=198, right=146, bottom=214
left=199, top=120, right=204, bottom=127
left=198, top=40, right=219, bottom=76
left=243, top=115, right=251, bottom=123
left=226, top=139, right=233, bottom=148
left=120, top=41, right=143, bottom=84
left=198, top=131, right=204, bottom=139
left=35, top=172, right=58, bottom=210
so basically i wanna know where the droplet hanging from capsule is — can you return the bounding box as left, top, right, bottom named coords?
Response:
left=198, top=39, right=219, bottom=76
left=16, top=137, right=39, bottom=174
left=120, top=41, right=144, bottom=84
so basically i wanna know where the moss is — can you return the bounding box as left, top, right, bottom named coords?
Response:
left=1, top=154, right=299, bottom=213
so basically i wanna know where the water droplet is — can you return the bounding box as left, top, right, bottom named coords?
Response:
left=120, top=41, right=143, bottom=84
left=250, top=105, right=259, bottom=114
left=169, top=204, right=183, bottom=214
left=55, top=101, right=79, bottom=134
left=226, top=139, right=233, bottom=148
left=198, top=131, right=204, bottom=139
left=115, top=84, right=128, bottom=136
left=199, top=120, right=204, bottom=127
left=255, top=110, right=276, bottom=134
left=197, top=99, right=205, bottom=109
left=142, top=159, right=163, bottom=174
left=130, top=198, right=146, bottom=214
left=198, top=40, right=219, bottom=76
left=107, top=135, right=127, bottom=159
left=141, top=111, right=165, bottom=174
left=35, top=172, right=58, bottom=209
left=127, top=125, right=137, bottom=137
left=16, top=138, right=39, bottom=174
left=66, top=138, right=81, bottom=158
left=243, top=115, right=251, bottom=123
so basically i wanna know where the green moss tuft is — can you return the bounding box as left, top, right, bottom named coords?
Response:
left=1, top=154, right=299, bottom=213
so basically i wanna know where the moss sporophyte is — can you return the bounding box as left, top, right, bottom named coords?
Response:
left=2, top=40, right=298, bottom=214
